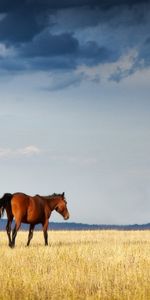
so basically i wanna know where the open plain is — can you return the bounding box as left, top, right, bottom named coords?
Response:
left=0, top=230, right=149, bottom=300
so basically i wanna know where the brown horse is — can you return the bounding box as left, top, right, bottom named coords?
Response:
left=0, top=192, right=69, bottom=248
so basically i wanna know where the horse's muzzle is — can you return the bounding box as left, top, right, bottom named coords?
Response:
left=64, top=213, right=70, bottom=220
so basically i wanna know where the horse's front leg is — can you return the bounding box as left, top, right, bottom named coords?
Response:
left=26, top=224, right=35, bottom=246
left=42, top=219, right=49, bottom=246
left=11, top=219, right=21, bottom=248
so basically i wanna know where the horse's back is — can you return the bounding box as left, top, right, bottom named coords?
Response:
left=11, top=193, right=46, bottom=224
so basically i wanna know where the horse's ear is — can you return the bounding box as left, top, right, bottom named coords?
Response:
left=62, top=192, right=65, bottom=197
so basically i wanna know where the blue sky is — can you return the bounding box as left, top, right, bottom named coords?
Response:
left=0, top=0, right=150, bottom=224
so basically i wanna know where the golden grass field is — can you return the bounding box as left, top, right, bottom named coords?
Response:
left=0, top=230, right=149, bottom=300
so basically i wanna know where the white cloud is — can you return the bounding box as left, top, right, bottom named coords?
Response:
left=18, top=145, right=41, bottom=156
left=0, top=145, right=41, bottom=158
left=0, top=148, right=12, bottom=158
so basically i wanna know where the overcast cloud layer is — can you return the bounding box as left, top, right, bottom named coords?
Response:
left=0, top=1, right=150, bottom=225
left=0, top=0, right=150, bottom=89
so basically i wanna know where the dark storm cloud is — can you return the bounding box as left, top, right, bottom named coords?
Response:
left=0, top=58, right=25, bottom=72
left=0, top=0, right=150, bottom=83
left=28, top=56, right=77, bottom=71
left=0, top=11, right=44, bottom=43
left=20, top=32, right=113, bottom=67
left=0, top=0, right=149, bottom=12
left=0, top=0, right=149, bottom=43
left=78, top=42, right=116, bottom=65
left=138, top=37, right=150, bottom=66
left=20, top=32, right=79, bottom=57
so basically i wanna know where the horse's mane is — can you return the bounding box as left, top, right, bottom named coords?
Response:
left=35, top=193, right=66, bottom=202
left=36, top=193, right=63, bottom=199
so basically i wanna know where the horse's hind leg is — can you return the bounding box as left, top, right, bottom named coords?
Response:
left=27, top=224, right=35, bottom=246
left=43, top=219, right=49, bottom=246
left=11, top=220, right=21, bottom=248
left=6, top=217, right=13, bottom=247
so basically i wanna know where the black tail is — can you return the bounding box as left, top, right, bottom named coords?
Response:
left=0, top=193, right=13, bottom=218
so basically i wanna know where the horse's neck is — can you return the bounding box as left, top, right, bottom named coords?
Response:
left=47, top=197, right=59, bottom=211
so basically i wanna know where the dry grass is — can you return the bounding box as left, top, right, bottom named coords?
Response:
left=0, top=230, right=149, bottom=300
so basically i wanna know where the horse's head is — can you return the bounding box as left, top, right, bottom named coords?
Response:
left=55, top=192, right=70, bottom=220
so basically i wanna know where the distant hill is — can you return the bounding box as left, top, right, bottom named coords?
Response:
left=0, top=219, right=150, bottom=231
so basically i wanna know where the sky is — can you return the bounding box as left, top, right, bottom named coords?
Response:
left=0, top=0, right=150, bottom=225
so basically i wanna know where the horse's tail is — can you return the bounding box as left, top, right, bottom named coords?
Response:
left=0, top=193, right=13, bottom=218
